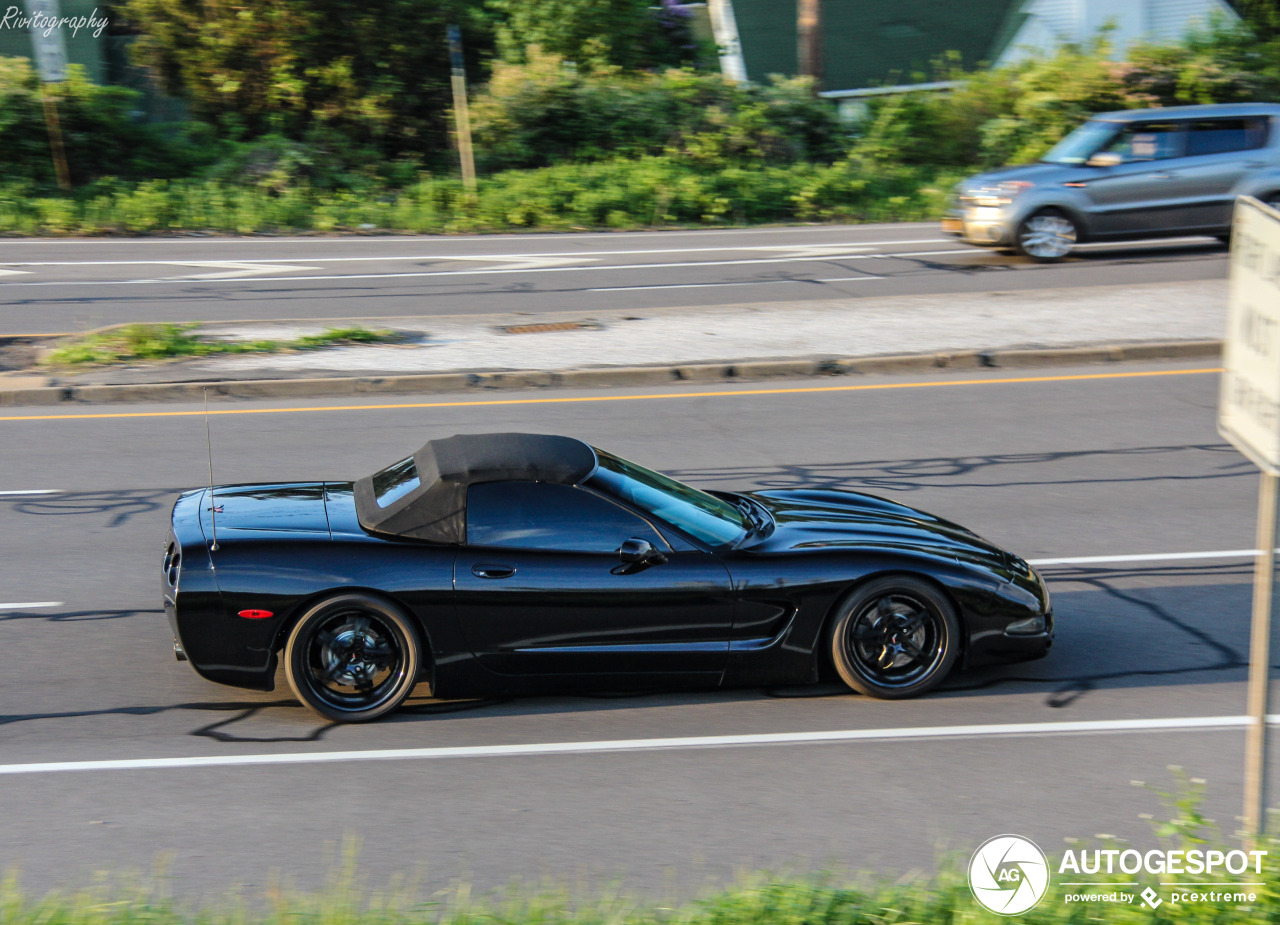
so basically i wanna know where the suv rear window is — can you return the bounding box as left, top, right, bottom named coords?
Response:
left=1185, top=118, right=1269, bottom=156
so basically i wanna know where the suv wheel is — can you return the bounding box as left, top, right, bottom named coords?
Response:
left=1016, top=209, right=1078, bottom=262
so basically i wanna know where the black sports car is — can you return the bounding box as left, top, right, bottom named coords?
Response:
left=164, top=433, right=1052, bottom=722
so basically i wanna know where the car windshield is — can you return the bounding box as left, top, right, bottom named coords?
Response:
left=587, top=448, right=748, bottom=548
left=1040, top=120, right=1122, bottom=164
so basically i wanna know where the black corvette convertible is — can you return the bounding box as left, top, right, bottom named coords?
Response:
left=164, top=433, right=1052, bottom=722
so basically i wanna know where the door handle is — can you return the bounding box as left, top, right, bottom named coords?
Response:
left=471, top=563, right=516, bottom=579
left=1152, top=171, right=1178, bottom=179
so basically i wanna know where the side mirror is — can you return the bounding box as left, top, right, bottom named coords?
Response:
left=1086, top=151, right=1123, bottom=168
left=617, top=537, right=667, bottom=566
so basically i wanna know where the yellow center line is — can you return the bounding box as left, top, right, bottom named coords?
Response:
left=0, top=367, right=1223, bottom=422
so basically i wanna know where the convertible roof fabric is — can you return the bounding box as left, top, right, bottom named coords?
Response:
left=353, top=432, right=598, bottom=543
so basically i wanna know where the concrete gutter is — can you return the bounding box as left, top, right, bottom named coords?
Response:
left=0, top=340, right=1221, bottom=407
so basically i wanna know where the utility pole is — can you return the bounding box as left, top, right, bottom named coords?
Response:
left=28, top=0, right=72, bottom=191
left=797, top=0, right=822, bottom=91
left=447, top=25, right=477, bottom=194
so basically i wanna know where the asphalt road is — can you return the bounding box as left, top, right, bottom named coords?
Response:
left=0, top=360, right=1269, bottom=900
left=0, top=223, right=1229, bottom=335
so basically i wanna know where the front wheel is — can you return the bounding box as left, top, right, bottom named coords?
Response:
left=829, top=576, right=960, bottom=699
left=284, top=593, right=422, bottom=722
left=1016, top=209, right=1078, bottom=262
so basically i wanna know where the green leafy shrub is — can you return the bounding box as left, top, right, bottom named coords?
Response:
left=851, top=28, right=1280, bottom=171
left=469, top=50, right=844, bottom=171
left=0, top=59, right=216, bottom=187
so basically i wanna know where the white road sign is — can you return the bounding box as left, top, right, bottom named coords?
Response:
left=1219, top=196, right=1280, bottom=474
left=27, top=0, right=69, bottom=83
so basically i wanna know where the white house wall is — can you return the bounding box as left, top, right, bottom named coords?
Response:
left=997, top=0, right=1238, bottom=66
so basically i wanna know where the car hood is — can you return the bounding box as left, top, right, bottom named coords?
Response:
left=958, top=162, right=1084, bottom=191
left=738, top=488, right=1014, bottom=566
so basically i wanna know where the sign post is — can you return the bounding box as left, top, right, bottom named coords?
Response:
left=26, top=0, right=72, bottom=191
left=447, top=25, right=476, bottom=194
left=1219, top=195, right=1280, bottom=840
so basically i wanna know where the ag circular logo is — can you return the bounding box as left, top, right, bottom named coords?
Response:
left=968, top=834, right=1050, bottom=915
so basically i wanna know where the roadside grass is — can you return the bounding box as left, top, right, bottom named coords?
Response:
left=0, top=159, right=959, bottom=236
left=41, top=324, right=398, bottom=366
left=1, top=777, right=1277, bottom=925
left=0, top=861, right=1274, bottom=925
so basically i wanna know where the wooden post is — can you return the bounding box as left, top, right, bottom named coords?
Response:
left=448, top=25, right=476, bottom=193
left=41, top=92, right=71, bottom=192
left=1245, top=470, right=1279, bottom=842
left=797, top=0, right=822, bottom=90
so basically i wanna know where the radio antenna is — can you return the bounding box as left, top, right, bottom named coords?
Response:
left=203, top=388, right=220, bottom=551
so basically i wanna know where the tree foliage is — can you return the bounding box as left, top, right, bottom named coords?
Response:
left=121, top=0, right=493, bottom=160
left=851, top=29, right=1280, bottom=170
left=0, top=58, right=212, bottom=187
left=491, top=0, right=693, bottom=70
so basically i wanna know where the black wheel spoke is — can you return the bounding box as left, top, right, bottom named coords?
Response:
left=899, top=636, right=925, bottom=659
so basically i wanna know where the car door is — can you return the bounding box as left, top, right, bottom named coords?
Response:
left=454, top=480, right=735, bottom=677
left=1171, top=117, right=1272, bottom=230
left=1083, top=121, right=1192, bottom=235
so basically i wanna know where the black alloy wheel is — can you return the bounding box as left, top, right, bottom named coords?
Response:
left=829, top=576, right=960, bottom=699
left=284, top=593, right=422, bottom=722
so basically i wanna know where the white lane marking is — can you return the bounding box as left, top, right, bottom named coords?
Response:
left=0, top=269, right=32, bottom=277
left=0, top=715, right=1262, bottom=777
left=0, top=239, right=952, bottom=267
left=0, top=227, right=945, bottom=246
left=1031, top=549, right=1259, bottom=566
left=0, top=489, right=61, bottom=496
left=150, top=262, right=320, bottom=281
left=0, top=601, right=63, bottom=611
left=592, top=274, right=884, bottom=291
left=0, top=249, right=967, bottom=288
left=589, top=280, right=800, bottom=292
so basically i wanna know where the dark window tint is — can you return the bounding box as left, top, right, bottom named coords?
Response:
left=467, top=481, right=663, bottom=552
left=371, top=457, right=420, bottom=508
left=1185, top=118, right=1269, bottom=156
left=1102, top=122, right=1182, bottom=161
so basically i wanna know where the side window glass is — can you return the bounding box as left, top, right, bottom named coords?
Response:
left=1185, top=119, right=1269, bottom=157
left=466, top=482, right=664, bottom=553
left=1103, top=123, right=1182, bottom=162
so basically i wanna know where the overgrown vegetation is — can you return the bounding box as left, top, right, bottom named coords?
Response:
left=4, top=10, right=1280, bottom=234
left=42, top=324, right=397, bottom=366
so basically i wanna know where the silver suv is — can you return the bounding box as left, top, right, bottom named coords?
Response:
left=942, top=102, right=1280, bottom=260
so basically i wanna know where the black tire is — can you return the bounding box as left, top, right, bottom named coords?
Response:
left=829, top=576, right=960, bottom=699
left=1015, top=208, right=1078, bottom=262
left=284, top=593, right=422, bottom=722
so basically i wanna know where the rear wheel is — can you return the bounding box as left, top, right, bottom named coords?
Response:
left=284, top=593, right=422, bottom=722
left=829, top=576, right=960, bottom=699
left=1016, top=209, right=1078, bottom=262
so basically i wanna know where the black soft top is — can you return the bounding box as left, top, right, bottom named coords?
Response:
left=353, top=432, right=598, bottom=543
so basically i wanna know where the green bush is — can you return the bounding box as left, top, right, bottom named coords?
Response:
left=0, top=153, right=955, bottom=236
left=851, top=27, right=1280, bottom=172
left=469, top=50, right=844, bottom=172
left=0, top=59, right=217, bottom=188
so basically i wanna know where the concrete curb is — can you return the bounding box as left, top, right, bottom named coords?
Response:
left=0, top=340, right=1222, bottom=407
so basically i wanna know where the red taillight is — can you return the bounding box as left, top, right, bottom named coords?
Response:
left=237, top=609, right=274, bottom=620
